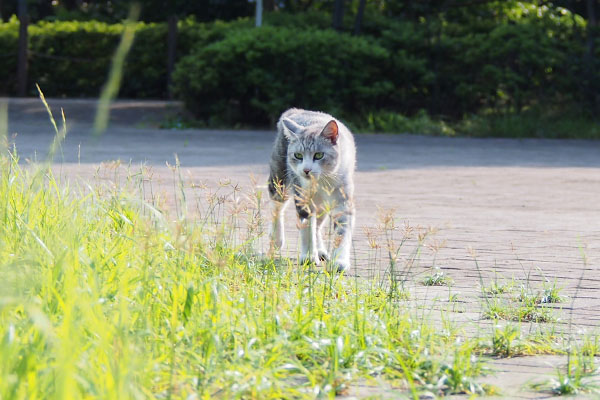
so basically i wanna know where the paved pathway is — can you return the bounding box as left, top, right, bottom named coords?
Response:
left=4, top=98, right=600, bottom=398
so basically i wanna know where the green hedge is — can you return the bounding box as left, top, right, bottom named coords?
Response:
left=0, top=18, right=18, bottom=95
left=172, top=8, right=596, bottom=125
left=172, top=26, right=396, bottom=125
left=0, top=17, right=234, bottom=97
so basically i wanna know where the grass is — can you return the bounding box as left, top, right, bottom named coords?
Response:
left=478, top=323, right=564, bottom=358
left=482, top=280, right=559, bottom=323
left=3, top=10, right=594, bottom=396
left=344, top=108, right=600, bottom=139
left=0, top=149, right=499, bottom=398
left=2, top=94, right=597, bottom=398
left=484, top=297, right=556, bottom=323
left=457, top=108, right=600, bottom=140
left=531, top=348, right=600, bottom=395
left=160, top=106, right=600, bottom=140
left=4, top=84, right=595, bottom=397
left=422, top=268, right=453, bottom=287
left=3, top=145, right=589, bottom=398
left=530, top=244, right=599, bottom=396
left=478, top=273, right=565, bottom=324
left=540, top=280, right=567, bottom=304
left=482, top=274, right=515, bottom=296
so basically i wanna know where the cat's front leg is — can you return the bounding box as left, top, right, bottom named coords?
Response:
left=269, top=200, right=288, bottom=254
left=298, top=214, right=318, bottom=264
left=316, top=213, right=329, bottom=261
left=330, top=203, right=355, bottom=272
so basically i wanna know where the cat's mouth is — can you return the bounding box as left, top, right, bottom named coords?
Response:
left=300, top=172, right=320, bottom=181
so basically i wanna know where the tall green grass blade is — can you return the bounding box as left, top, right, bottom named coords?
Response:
left=36, top=84, right=67, bottom=164
left=93, top=4, right=140, bottom=137
left=0, top=101, right=7, bottom=153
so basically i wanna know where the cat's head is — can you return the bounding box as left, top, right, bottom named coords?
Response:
left=282, top=118, right=340, bottom=182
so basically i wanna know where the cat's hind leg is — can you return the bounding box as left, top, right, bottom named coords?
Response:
left=329, top=203, right=355, bottom=272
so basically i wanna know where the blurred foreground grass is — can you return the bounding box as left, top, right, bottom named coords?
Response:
left=0, top=150, right=495, bottom=399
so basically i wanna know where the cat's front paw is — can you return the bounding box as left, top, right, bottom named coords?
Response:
left=318, top=251, right=329, bottom=262
left=299, top=255, right=319, bottom=265
left=269, top=230, right=284, bottom=253
left=268, top=241, right=283, bottom=257
left=328, top=260, right=350, bottom=273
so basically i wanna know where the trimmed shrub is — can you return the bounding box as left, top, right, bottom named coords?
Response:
left=172, top=26, right=395, bottom=125
left=0, top=17, right=238, bottom=98
left=0, top=17, right=19, bottom=95
left=28, top=20, right=122, bottom=97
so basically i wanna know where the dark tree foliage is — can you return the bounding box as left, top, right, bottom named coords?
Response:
left=553, top=0, right=599, bottom=20
left=4, top=0, right=599, bottom=24
left=1, top=0, right=254, bottom=22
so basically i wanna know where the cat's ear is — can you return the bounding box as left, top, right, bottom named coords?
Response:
left=281, top=118, right=302, bottom=140
left=320, top=120, right=339, bottom=145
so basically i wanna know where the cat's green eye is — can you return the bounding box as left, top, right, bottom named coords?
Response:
left=294, top=153, right=303, bottom=160
left=314, top=152, right=324, bottom=160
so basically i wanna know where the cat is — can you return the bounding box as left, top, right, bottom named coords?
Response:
left=267, top=108, right=356, bottom=272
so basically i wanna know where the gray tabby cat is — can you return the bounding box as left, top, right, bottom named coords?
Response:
left=268, top=108, right=356, bottom=272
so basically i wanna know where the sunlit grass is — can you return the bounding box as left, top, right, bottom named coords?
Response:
left=0, top=152, right=500, bottom=398
left=422, top=269, right=453, bottom=287
left=531, top=347, right=600, bottom=396
left=2, top=103, right=597, bottom=397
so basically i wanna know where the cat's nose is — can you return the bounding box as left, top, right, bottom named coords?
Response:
left=303, top=168, right=311, bottom=175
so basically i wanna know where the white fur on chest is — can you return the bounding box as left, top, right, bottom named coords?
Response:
left=298, top=177, right=347, bottom=213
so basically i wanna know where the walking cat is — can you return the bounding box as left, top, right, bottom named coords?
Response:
left=268, top=108, right=356, bottom=272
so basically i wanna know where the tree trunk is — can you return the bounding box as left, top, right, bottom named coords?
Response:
left=17, top=0, right=28, bottom=97
left=353, top=0, right=366, bottom=35
left=264, top=0, right=275, bottom=11
left=167, top=15, right=178, bottom=99
left=587, top=0, right=597, bottom=56
left=63, top=0, right=78, bottom=10
left=332, top=0, right=344, bottom=31
left=585, top=0, right=598, bottom=113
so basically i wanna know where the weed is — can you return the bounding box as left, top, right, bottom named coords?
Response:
left=480, top=323, right=562, bottom=357
left=422, top=269, right=453, bottom=287
left=531, top=349, right=600, bottom=395
left=540, top=280, right=566, bottom=304
left=448, top=292, right=460, bottom=302
left=484, top=297, right=555, bottom=323
left=491, top=323, right=522, bottom=357
left=531, top=242, right=596, bottom=396
left=581, top=335, right=600, bottom=357
left=514, top=281, right=565, bottom=305
left=482, top=276, right=515, bottom=296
